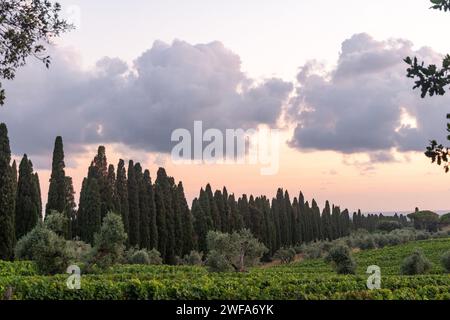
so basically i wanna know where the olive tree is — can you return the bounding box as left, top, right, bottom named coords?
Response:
left=325, top=243, right=357, bottom=275
left=401, top=249, right=433, bottom=275
left=274, top=247, right=296, bottom=264
left=15, top=223, right=71, bottom=274
left=206, top=229, right=267, bottom=272
left=90, top=212, right=127, bottom=269
left=441, top=250, right=450, bottom=273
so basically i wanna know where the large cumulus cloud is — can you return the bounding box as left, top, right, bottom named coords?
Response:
left=0, top=40, right=292, bottom=162
left=288, top=33, right=450, bottom=157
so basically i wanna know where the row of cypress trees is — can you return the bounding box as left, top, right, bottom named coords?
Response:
left=0, top=124, right=43, bottom=259
left=0, top=123, right=408, bottom=262
left=73, top=146, right=197, bottom=264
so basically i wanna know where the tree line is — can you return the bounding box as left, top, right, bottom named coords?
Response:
left=0, top=123, right=408, bottom=262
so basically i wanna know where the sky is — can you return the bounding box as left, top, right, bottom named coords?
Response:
left=1, top=0, right=450, bottom=213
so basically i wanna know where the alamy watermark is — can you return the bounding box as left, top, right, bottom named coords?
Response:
left=171, top=121, right=280, bottom=175
left=66, top=265, right=81, bottom=290
left=366, top=265, right=381, bottom=290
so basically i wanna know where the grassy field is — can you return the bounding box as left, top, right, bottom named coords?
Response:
left=1, top=238, right=449, bottom=300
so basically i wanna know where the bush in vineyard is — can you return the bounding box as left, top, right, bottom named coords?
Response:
left=147, top=249, right=163, bottom=265
left=44, top=211, right=70, bottom=238
left=441, top=251, right=450, bottom=273
left=206, top=229, right=267, bottom=272
left=66, top=239, right=92, bottom=266
left=401, top=249, right=433, bottom=275
left=274, top=248, right=296, bottom=264
left=325, top=244, right=357, bottom=275
left=129, top=249, right=151, bottom=264
left=182, top=250, right=203, bottom=266
left=15, top=224, right=71, bottom=275
left=90, top=212, right=127, bottom=269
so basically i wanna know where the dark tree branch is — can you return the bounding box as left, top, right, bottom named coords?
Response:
left=403, top=1, right=450, bottom=173
left=0, top=0, right=73, bottom=105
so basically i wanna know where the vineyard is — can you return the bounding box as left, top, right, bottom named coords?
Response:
left=0, top=237, right=449, bottom=300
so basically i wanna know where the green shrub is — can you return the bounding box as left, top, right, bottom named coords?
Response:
left=147, top=249, right=163, bottom=265
left=129, top=250, right=151, bottom=265
left=401, top=249, right=433, bottom=275
left=206, top=250, right=234, bottom=272
left=44, top=211, right=69, bottom=238
left=377, top=221, right=403, bottom=232
left=274, top=248, right=296, bottom=264
left=358, top=236, right=376, bottom=250
left=441, top=251, right=450, bottom=273
left=372, top=234, right=389, bottom=248
left=182, top=251, right=203, bottom=266
left=90, top=212, right=127, bottom=269
left=205, top=229, right=267, bottom=272
left=66, top=240, right=92, bottom=265
left=440, top=213, right=450, bottom=227
left=431, top=231, right=449, bottom=239
left=14, top=224, right=72, bottom=275
left=415, top=231, right=430, bottom=241
left=303, top=243, right=323, bottom=259
left=325, top=244, right=356, bottom=275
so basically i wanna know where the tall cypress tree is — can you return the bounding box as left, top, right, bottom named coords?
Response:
left=135, top=163, right=150, bottom=249
left=284, top=191, right=293, bottom=246
left=214, top=189, right=226, bottom=232
left=322, top=201, right=332, bottom=241
left=155, top=168, right=175, bottom=264
left=177, top=181, right=196, bottom=255
left=228, top=193, right=242, bottom=231
left=171, top=181, right=184, bottom=258
left=341, top=209, right=351, bottom=237
left=221, top=187, right=231, bottom=233
left=15, top=155, right=41, bottom=239
left=84, top=178, right=101, bottom=245
left=271, top=197, right=281, bottom=250
left=0, top=123, right=16, bottom=260
left=312, top=200, right=322, bottom=241
left=64, top=176, right=76, bottom=239
left=34, top=173, right=42, bottom=220
left=249, top=196, right=263, bottom=240
left=107, top=164, right=118, bottom=214
left=304, top=201, right=312, bottom=242
left=275, top=189, right=289, bottom=246
left=143, top=170, right=158, bottom=249
left=127, top=160, right=140, bottom=247
left=331, top=205, right=341, bottom=240
left=76, top=178, right=88, bottom=240
left=46, top=136, right=66, bottom=215
left=192, top=198, right=208, bottom=253
left=291, top=197, right=300, bottom=245
left=261, top=196, right=275, bottom=254
left=238, top=194, right=250, bottom=229
left=198, top=188, right=212, bottom=229
left=205, top=184, right=221, bottom=230
left=11, top=160, right=17, bottom=195
left=154, top=180, right=168, bottom=258
left=298, top=192, right=306, bottom=243
left=116, top=159, right=129, bottom=238
left=89, top=146, right=115, bottom=219
left=77, top=167, right=102, bottom=245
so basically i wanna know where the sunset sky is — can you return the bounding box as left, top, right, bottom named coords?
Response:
left=1, top=0, right=450, bottom=213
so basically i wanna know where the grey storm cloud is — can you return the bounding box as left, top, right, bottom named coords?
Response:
left=0, top=40, right=292, bottom=164
left=288, top=33, right=450, bottom=158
